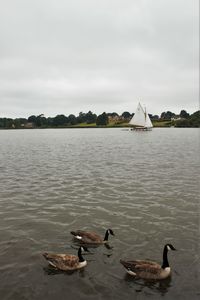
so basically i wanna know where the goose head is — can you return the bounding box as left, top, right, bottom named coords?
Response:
left=108, top=229, right=115, bottom=236
left=165, top=244, right=177, bottom=251
left=104, top=228, right=115, bottom=242
left=80, top=246, right=89, bottom=252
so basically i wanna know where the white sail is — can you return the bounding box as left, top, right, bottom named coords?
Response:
left=144, top=108, right=153, bottom=128
left=129, top=102, right=153, bottom=129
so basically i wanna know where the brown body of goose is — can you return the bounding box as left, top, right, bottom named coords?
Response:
left=70, top=229, right=114, bottom=244
left=120, top=244, right=176, bottom=280
left=42, top=246, right=88, bottom=271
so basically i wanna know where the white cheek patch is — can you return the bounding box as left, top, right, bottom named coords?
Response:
left=167, top=245, right=171, bottom=251
left=127, top=269, right=136, bottom=276
left=75, top=235, right=82, bottom=240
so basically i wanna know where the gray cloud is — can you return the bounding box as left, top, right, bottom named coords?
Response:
left=0, top=0, right=199, bottom=118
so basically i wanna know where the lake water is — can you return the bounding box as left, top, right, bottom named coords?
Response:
left=0, top=128, right=199, bottom=300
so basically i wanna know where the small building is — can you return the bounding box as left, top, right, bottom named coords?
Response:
left=24, top=122, right=34, bottom=128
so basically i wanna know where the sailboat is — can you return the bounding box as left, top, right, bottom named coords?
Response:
left=129, top=102, right=153, bottom=131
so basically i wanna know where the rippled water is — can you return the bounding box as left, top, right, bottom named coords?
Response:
left=0, top=128, right=199, bottom=300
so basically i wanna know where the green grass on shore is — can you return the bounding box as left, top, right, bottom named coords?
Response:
left=69, top=120, right=172, bottom=128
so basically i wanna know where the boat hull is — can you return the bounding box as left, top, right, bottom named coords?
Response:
left=130, top=127, right=152, bottom=131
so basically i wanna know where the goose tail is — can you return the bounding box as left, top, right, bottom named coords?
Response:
left=42, top=252, right=49, bottom=260
left=120, top=259, right=128, bottom=267
left=120, top=259, right=137, bottom=276
left=120, top=259, right=134, bottom=269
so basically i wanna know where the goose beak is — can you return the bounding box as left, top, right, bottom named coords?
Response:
left=83, top=247, right=90, bottom=252
left=110, top=230, right=115, bottom=236
left=171, top=245, right=177, bottom=251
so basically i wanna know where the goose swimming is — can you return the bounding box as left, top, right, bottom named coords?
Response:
left=42, top=246, right=88, bottom=271
left=120, top=243, right=177, bottom=280
left=70, top=229, right=115, bottom=244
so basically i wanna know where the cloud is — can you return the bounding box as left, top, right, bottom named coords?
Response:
left=0, top=0, right=199, bottom=118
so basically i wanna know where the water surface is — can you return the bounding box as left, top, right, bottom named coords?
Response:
left=0, top=128, right=199, bottom=300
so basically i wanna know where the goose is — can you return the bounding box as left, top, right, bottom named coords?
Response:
left=42, top=246, right=88, bottom=271
left=70, top=229, right=114, bottom=244
left=120, top=243, right=176, bottom=280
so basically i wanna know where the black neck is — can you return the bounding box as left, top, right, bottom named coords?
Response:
left=103, top=230, right=109, bottom=241
left=78, top=248, right=85, bottom=262
left=161, top=245, right=169, bottom=269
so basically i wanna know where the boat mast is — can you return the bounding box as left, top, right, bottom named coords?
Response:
left=144, top=106, right=147, bottom=122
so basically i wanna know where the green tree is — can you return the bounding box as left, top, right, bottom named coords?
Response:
left=35, top=114, right=47, bottom=127
left=160, top=111, right=175, bottom=120
left=121, top=111, right=131, bottom=119
left=68, top=114, right=77, bottom=125
left=189, top=111, right=200, bottom=127
left=28, top=115, right=37, bottom=123
left=2, top=118, right=14, bottom=128
left=53, top=114, right=68, bottom=126
left=149, top=114, right=159, bottom=120
left=175, top=119, right=191, bottom=127
left=85, top=111, right=97, bottom=124
left=96, top=112, right=108, bottom=125
left=13, top=118, right=27, bottom=128
left=180, top=110, right=190, bottom=119
left=47, top=117, right=54, bottom=127
left=77, top=112, right=86, bottom=123
left=0, top=118, right=4, bottom=128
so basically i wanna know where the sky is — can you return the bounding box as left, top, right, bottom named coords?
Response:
left=0, top=0, right=199, bottom=118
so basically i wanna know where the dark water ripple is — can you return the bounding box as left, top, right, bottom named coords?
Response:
left=0, top=128, right=199, bottom=300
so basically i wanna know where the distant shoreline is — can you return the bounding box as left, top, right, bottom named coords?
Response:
left=1, top=110, right=199, bottom=128
left=0, top=124, right=199, bottom=130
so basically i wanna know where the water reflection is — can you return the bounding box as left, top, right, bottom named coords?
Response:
left=124, top=274, right=172, bottom=296
left=43, top=266, right=86, bottom=277
left=71, top=237, right=114, bottom=250
left=0, top=128, right=199, bottom=300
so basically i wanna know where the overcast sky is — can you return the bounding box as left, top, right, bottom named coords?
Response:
left=0, top=0, right=199, bottom=118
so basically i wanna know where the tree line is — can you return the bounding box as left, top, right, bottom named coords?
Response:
left=0, top=109, right=199, bottom=128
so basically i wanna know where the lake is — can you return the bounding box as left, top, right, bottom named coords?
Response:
left=0, top=128, right=199, bottom=300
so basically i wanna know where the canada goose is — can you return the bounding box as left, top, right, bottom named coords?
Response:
left=42, top=246, right=88, bottom=271
left=120, top=244, right=176, bottom=280
left=70, top=229, right=114, bottom=244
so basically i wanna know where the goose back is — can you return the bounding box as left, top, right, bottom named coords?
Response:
left=71, top=230, right=103, bottom=243
left=43, top=247, right=87, bottom=271
left=120, top=243, right=176, bottom=280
